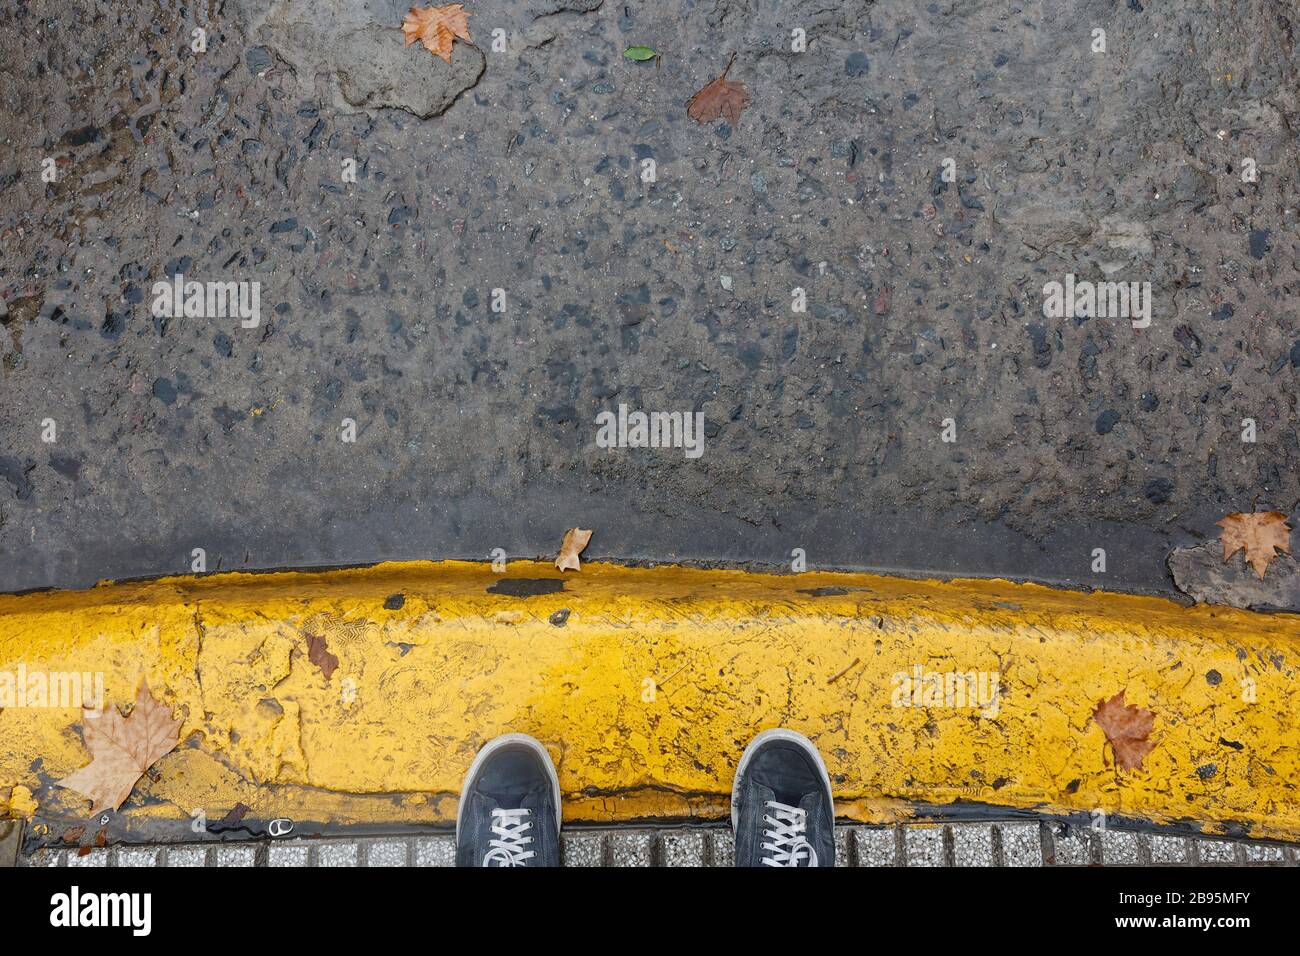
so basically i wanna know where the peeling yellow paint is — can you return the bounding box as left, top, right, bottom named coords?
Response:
left=0, top=561, right=1297, bottom=839
left=3, top=784, right=38, bottom=817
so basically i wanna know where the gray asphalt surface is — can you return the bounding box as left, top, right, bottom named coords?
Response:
left=1, top=0, right=1297, bottom=594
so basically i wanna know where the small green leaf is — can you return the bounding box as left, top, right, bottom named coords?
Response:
left=624, top=46, right=658, bottom=61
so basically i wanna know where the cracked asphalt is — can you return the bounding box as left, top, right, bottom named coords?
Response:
left=1, top=0, right=1298, bottom=595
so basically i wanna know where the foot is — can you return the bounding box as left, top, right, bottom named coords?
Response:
left=731, top=728, right=835, bottom=867
left=456, top=733, right=561, bottom=867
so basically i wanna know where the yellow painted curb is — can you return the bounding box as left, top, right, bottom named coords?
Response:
left=1, top=561, right=1297, bottom=840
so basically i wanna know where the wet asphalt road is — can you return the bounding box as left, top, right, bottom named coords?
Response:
left=1, top=0, right=1297, bottom=595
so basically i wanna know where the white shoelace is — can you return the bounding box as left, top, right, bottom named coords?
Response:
left=481, top=808, right=536, bottom=866
left=761, top=801, right=818, bottom=867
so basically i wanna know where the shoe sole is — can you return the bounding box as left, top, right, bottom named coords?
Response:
left=730, top=727, right=834, bottom=830
left=456, top=732, right=562, bottom=843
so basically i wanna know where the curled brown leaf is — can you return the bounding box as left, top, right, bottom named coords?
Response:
left=1217, top=510, right=1291, bottom=579
left=687, top=54, right=751, bottom=127
left=305, top=633, right=340, bottom=681
left=1092, top=690, right=1156, bottom=771
left=556, top=527, right=593, bottom=571
left=401, top=4, right=472, bottom=64
left=56, top=678, right=182, bottom=815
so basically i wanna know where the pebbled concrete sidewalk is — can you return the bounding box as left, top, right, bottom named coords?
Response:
left=19, top=821, right=1299, bottom=868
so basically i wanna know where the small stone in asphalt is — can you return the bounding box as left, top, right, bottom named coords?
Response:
left=152, top=378, right=178, bottom=405
left=1248, top=229, right=1271, bottom=259
left=245, top=46, right=273, bottom=75
left=845, top=52, right=870, bottom=76
left=1145, top=477, right=1174, bottom=504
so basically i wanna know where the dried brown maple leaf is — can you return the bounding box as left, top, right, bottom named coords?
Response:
left=402, top=4, right=472, bottom=64
left=556, top=527, right=593, bottom=571
left=1217, top=510, right=1291, bottom=579
left=686, top=54, right=751, bottom=127
left=305, top=632, right=340, bottom=681
left=57, top=679, right=182, bottom=815
left=1092, top=690, right=1156, bottom=771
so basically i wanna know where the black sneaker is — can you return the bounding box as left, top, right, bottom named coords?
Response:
left=731, top=728, right=835, bottom=867
left=456, top=733, right=561, bottom=867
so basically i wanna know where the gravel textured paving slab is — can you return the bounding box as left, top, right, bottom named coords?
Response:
left=18, top=822, right=1297, bottom=867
